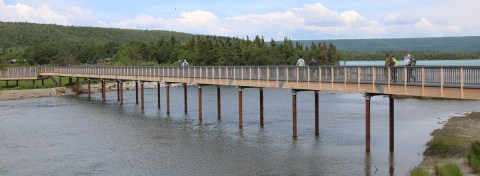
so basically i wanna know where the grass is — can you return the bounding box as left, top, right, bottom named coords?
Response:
left=434, top=164, right=462, bottom=176
left=0, top=77, right=96, bottom=90
left=425, top=137, right=469, bottom=157
left=467, top=141, right=480, bottom=173
left=409, top=167, right=429, bottom=176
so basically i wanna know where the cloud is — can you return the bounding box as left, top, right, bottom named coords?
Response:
left=0, top=1, right=478, bottom=39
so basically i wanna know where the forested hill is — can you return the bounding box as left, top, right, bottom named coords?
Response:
left=0, top=22, right=195, bottom=48
left=298, top=36, right=480, bottom=52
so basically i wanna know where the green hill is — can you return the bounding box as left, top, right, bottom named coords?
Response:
left=297, top=36, right=480, bottom=52
left=0, top=22, right=195, bottom=48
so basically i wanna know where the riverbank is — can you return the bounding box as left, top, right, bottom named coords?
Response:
left=415, top=112, right=480, bottom=175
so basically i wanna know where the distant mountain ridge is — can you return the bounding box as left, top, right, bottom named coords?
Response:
left=296, top=36, right=480, bottom=52
left=0, top=21, right=478, bottom=52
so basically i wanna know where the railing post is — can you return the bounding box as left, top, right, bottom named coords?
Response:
left=440, top=67, right=444, bottom=97
left=461, top=67, right=464, bottom=99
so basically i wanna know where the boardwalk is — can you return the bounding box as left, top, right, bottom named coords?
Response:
left=2, top=65, right=480, bottom=151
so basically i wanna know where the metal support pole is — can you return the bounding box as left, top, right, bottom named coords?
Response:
left=315, top=91, right=319, bottom=136
left=389, top=95, right=395, bottom=151
left=75, top=78, right=79, bottom=96
left=366, top=94, right=371, bottom=152
left=117, top=80, right=120, bottom=101
left=184, top=83, right=188, bottom=113
left=102, top=79, right=106, bottom=102
left=135, top=81, right=139, bottom=105
left=239, top=88, right=243, bottom=128
left=16, top=80, right=18, bottom=86
left=198, top=85, right=202, bottom=120
left=157, top=82, right=161, bottom=109
left=292, top=90, right=297, bottom=138
left=120, top=81, right=123, bottom=106
left=167, top=84, right=170, bottom=115
left=141, top=82, right=145, bottom=110
left=32, top=80, right=35, bottom=86
left=260, top=88, right=264, bottom=127
left=42, top=79, right=44, bottom=86
left=59, top=77, right=62, bottom=85
left=6, top=80, right=8, bottom=87
left=88, top=79, right=91, bottom=99
left=217, top=86, right=221, bottom=119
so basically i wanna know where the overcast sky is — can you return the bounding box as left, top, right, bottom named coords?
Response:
left=1, top=0, right=479, bottom=40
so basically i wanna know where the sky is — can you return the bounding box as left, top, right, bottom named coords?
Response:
left=1, top=0, right=479, bottom=40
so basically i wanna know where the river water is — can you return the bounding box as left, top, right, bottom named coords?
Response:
left=1, top=86, right=480, bottom=175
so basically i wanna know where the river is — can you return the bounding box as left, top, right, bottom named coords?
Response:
left=1, top=86, right=480, bottom=175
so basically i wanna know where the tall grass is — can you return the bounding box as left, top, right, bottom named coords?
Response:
left=467, top=141, right=480, bottom=173
left=434, top=164, right=462, bottom=176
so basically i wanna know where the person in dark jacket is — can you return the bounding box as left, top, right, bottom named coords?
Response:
left=309, top=58, right=318, bottom=66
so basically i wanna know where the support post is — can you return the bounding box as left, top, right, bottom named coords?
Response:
left=59, top=77, right=62, bottom=85
left=239, top=88, right=243, bottom=128
left=184, top=83, right=188, bottom=113
left=141, top=81, right=145, bottom=110
left=88, top=79, right=91, bottom=99
left=389, top=95, right=394, bottom=151
left=260, top=88, right=264, bottom=127
left=217, top=86, right=221, bottom=119
left=120, top=81, right=123, bottom=106
left=75, top=78, right=79, bottom=96
left=117, top=80, right=120, bottom=101
left=16, top=80, right=18, bottom=87
left=198, top=85, right=202, bottom=120
left=32, top=80, right=35, bottom=86
left=135, top=81, right=139, bottom=105
left=157, top=82, right=161, bottom=109
left=292, top=90, right=297, bottom=138
left=365, top=94, right=371, bottom=152
left=42, top=79, right=44, bottom=86
left=167, top=83, right=170, bottom=115
left=315, top=91, right=319, bottom=136
left=102, top=79, right=106, bottom=102
left=6, top=80, right=8, bottom=87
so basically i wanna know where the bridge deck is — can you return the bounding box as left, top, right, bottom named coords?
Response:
left=2, top=66, right=480, bottom=99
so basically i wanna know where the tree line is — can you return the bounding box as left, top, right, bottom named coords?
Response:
left=0, top=35, right=342, bottom=66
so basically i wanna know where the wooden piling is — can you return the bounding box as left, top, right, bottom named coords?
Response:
left=389, top=95, right=394, bottom=151
left=239, top=88, right=243, bottom=128
left=366, top=95, right=371, bottom=152
left=260, top=88, right=264, bottom=127
left=198, top=85, right=202, bottom=120
left=292, top=90, right=297, bottom=138
left=102, top=80, right=106, bottom=102
left=315, top=91, right=319, bottom=136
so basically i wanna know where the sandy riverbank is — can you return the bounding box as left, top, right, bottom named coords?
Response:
left=416, top=112, right=480, bottom=175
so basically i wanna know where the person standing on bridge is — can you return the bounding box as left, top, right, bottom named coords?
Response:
left=404, top=54, right=416, bottom=82
left=182, top=59, right=189, bottom=67
left=296, top=56, right=305, bottom=66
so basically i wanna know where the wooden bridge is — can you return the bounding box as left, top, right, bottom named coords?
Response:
left=2, top=65, right=480, bottom=152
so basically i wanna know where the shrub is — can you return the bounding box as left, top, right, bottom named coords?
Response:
left=409, top=167, right=429, bottom=176
left=472, top=141, right=480, bottom=156
left=435, top=164, right=462, bottom=176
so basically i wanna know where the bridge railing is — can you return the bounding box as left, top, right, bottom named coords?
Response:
left=31, top=65, right=480, bottom=88
left=0, top=67, right=38, bottom=79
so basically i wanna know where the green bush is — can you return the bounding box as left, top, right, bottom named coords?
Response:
left=435, top=164, right=462, bottom=176
left=467, top=151, right=480, bottom=173
left=410, top=167, right=429, bottom=176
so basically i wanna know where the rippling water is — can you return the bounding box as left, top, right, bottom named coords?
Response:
left=1, top=86, right=480, bottom=175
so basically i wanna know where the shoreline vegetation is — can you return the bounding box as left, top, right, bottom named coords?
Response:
left=412, top=112, right=480, bottom=176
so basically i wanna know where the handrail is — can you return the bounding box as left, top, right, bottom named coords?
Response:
left=1, top=66, right=480, bottom=89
